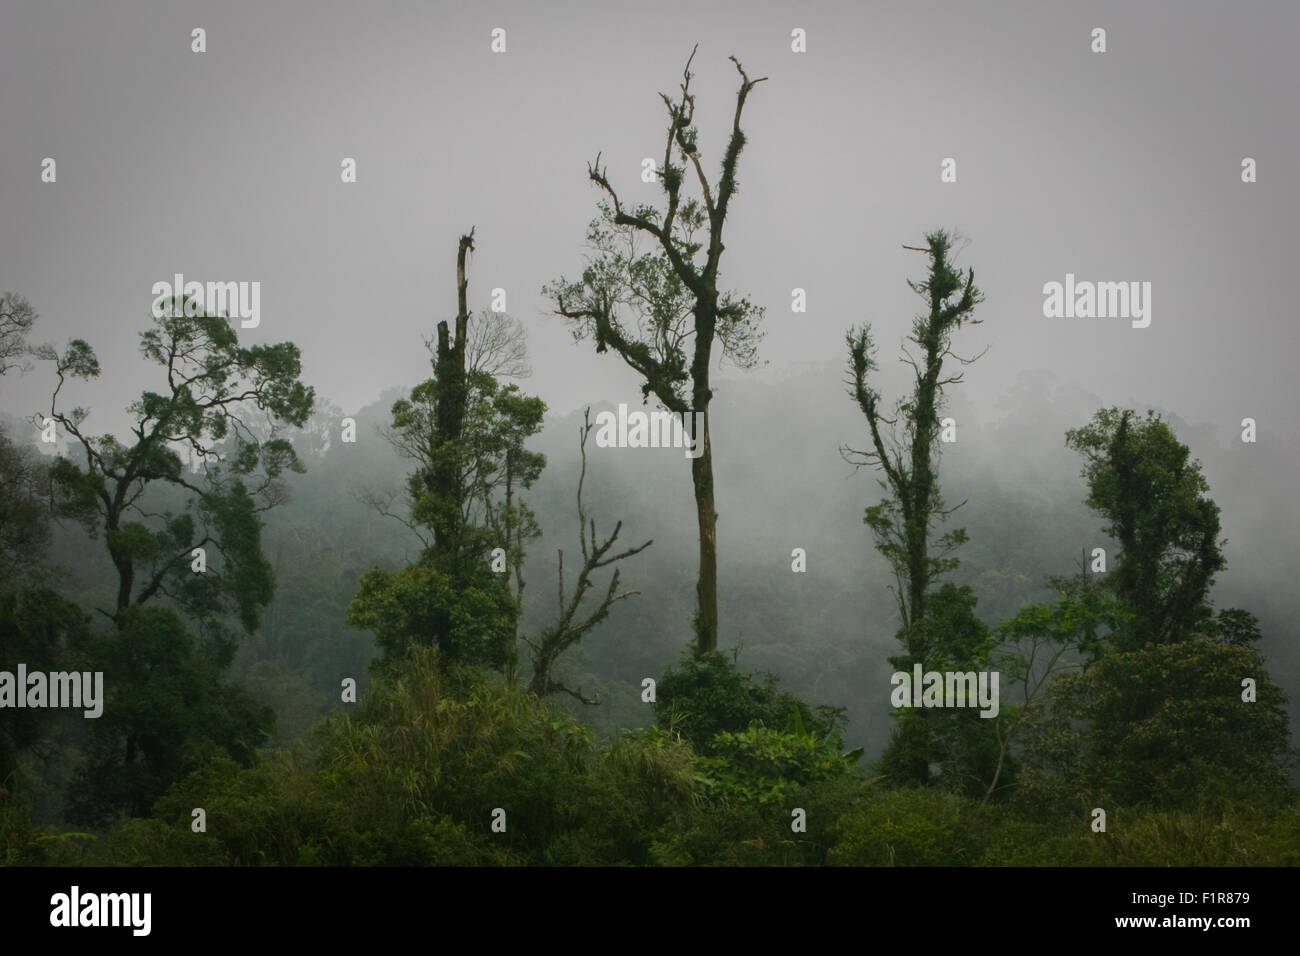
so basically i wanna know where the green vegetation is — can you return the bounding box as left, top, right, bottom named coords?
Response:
left=0, top=53, right=1295, bottom=867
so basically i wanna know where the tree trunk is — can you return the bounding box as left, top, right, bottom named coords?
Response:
left=690, top=412, right=718, bottom=653
left=106, top=513, right=133, bottom=617
left=428, top=232, right=475, bottom=649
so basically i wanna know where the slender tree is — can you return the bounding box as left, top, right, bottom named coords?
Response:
left=545, top=47, right=767, bottom=655
left=525, top=408, right=651, bottom=702
left=844, top=231, right=983, bottom=786
left=844, top=230, right=984, bottom=650
left=429, top=230, right=478, bottom=579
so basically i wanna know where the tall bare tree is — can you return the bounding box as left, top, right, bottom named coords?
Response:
left=545, top=47, right=767, bottom=654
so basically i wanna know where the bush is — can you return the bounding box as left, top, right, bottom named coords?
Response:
left=830, top=787, right=988, bottom=866
left=654, top=650, right=845, bottom=755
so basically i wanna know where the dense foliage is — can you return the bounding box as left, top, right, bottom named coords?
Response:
left=1, top=275, right=1296, bottom=867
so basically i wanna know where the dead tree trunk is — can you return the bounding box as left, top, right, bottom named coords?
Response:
left=526, top=408, right=651, bottom=701
left=429, top=228, right=475, bottom=648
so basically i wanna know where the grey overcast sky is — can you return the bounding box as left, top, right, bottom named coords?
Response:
left=2, top=0, right=1297, bottom=444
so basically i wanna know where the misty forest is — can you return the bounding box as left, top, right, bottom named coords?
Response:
left=2, top=43, right=1298, bottom=868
